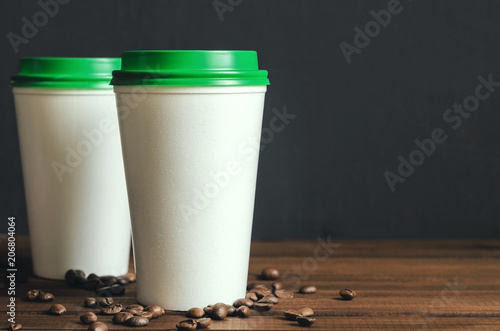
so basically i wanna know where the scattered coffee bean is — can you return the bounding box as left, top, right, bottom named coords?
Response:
left=80, top=312, right=98, bottom=324
left=210, top=303, right=228, bottom=320
left=299, top=285, right=317, bottom=294
left=38, top=291, right=55, bottom=302
left=126, top=304, right=144, bottom=312
left=87, top=322, right=108, bottom=331
left=187, top=307, right=204, bottom=318
left=98, top=297, right=114, bottom=307
left=96, top=284, right=125, bottom=296
left=84, top=297, right=98, bottom=308
left=87, top=273, right=100, bottom=280
left=274, top=289, right=294, bottom=299
left=117, top=275, right=130, bottom=285
left=261, top=267, right=280, bottom=280
left=75, top=269, right=87, bottom=285
left=100, top=276, right=118, bottom=286
left=272, top=281, right=284, bottom=291
left=259, top=295, right=278, bottom=304
left=233, top=298, right=254, bottom=308
left=126, top=316, right=150, bottom=327
left=9, top=323, right=22, bottom=330
left=245, top=292, right=258, bottom=301
left=102, top=304, right=123, bottom=315
left=112, top=312, right=134, bottom=324
left=145, top=304, right=165, bottom=318
left=203, top=305, right=212, bottom=315
left=84, top=278, right=104, bottom=290
left=296, top=316, right=315, bottom=327
left=283, top=310, right=301, bottom=321
left=227, top=305, right=238, bottom=317
left=246, top=283, right=257, bottom=291
left=251, top=289, right=273, bottom=299
left=195, top=317, right=211, bottom=328
left=298, top=307, right=314, bottom=317
left=238, top=305, right=251, bottom=317
left=65, top=269, right=78, bottom=286
left=25, top=289, right=40, bottom=301
left=176, top=319, right=197, bottom=331
left=254, top=302, right=273, bottom=311
left=339, top=288, right=356, bottom=300
left=139, top=311, right=154, bottom=319
left=49, top=304, right=66, bottom=315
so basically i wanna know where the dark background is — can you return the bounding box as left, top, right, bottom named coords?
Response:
left=1, top=0, right=499, bottom=238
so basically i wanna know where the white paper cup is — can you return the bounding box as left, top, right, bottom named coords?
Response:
left=112, top=51, right=270, bottom=310
left=12, top=58, right=131, bottom=279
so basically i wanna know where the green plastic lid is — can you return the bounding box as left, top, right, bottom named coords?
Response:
left=11, top=57, right=121, bottom=89
left=111, top=50, right=270, bottom=86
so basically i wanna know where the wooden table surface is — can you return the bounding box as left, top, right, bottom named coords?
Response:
left=1, top=236, right=500, bottom=330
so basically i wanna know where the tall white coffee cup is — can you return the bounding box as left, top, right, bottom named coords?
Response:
left=12, top=58, right=131, bottom=279
left=112, top=51, right=269, bottom=310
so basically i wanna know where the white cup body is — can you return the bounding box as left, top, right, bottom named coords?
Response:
left=13, top=88, right=131, bottom=279
left=115, top=85, right=266, bottom=310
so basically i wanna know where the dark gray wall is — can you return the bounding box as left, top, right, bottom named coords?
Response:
left=1, top=0, right=500, bottom=238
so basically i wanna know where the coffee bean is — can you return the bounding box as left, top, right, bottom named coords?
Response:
left=84, top=278, right=104, bottom=290
left=98, top=297, right=114, bottom=307
left=186, top=307, right=204, bottom=318
left=112, top=312, right=134, bottom=324
left=139, top=311, right=154, bottom=319
left=117, top=276, right=130, bottom=285
left=87, top=322, right=108, bottom=331
left=227, top=305, right=238, bottom=317
left=237, top=305, right=251, bottom=317
left=25, top=289, right=40, bottom=301
left=102, top=304, right=123, bottom=315
left=272, top=281, right=284, bottom=292
left=298, top=307, right=314, bottom=317
left=261, top=267, right=280, bottom=280
left=259, top=295, right=278, bottom=304
left=246, top=283, right=257, bottom=291
left=339, top=288, right=356, bottom=300
left=9, top=323, right=22, bottom=330
left=145, top=304, right=165, bottom=318
left=299, top=285, right=317, bottom=294
left=251, top=288, right=273, bottom=299
left=210, top=303, right=228, bottom=320
left=283, top=310, right=301, bottom=321
left=87, top=273, right=100, bottom=280
left=203, top=306, right=212, bottom=315
left=38, top=291, right=55, bottom=302
left=75, top=270, right=87, bottom=285
left=99, top=276, right=116, bottom=285
left=126, top=304, right=144, bottom=312
left=126, top=316, right=150, bottom=327
left=274, top=289, right=294, bottom=299
left=124, top=309, right=141, bottom=315
left=296, top=316, right=315, bottom=327
left=96, top=284, right=125, bottom=297
left=80, top=312, right=98, bottom=324
left=233, top=298, right=254, bottom=308
left=245, top=292, right=258, bottom=301
left=176, top=319, right=197, bottom=331
left=65, top=269, right=78, bottom=286
left=254, top=302, right=273, bottom=311
left=84, top=297, right=98, bottom=308
left=195, top=317, right=211, bottom=329
left=48, top=304, right=66, bottom=315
